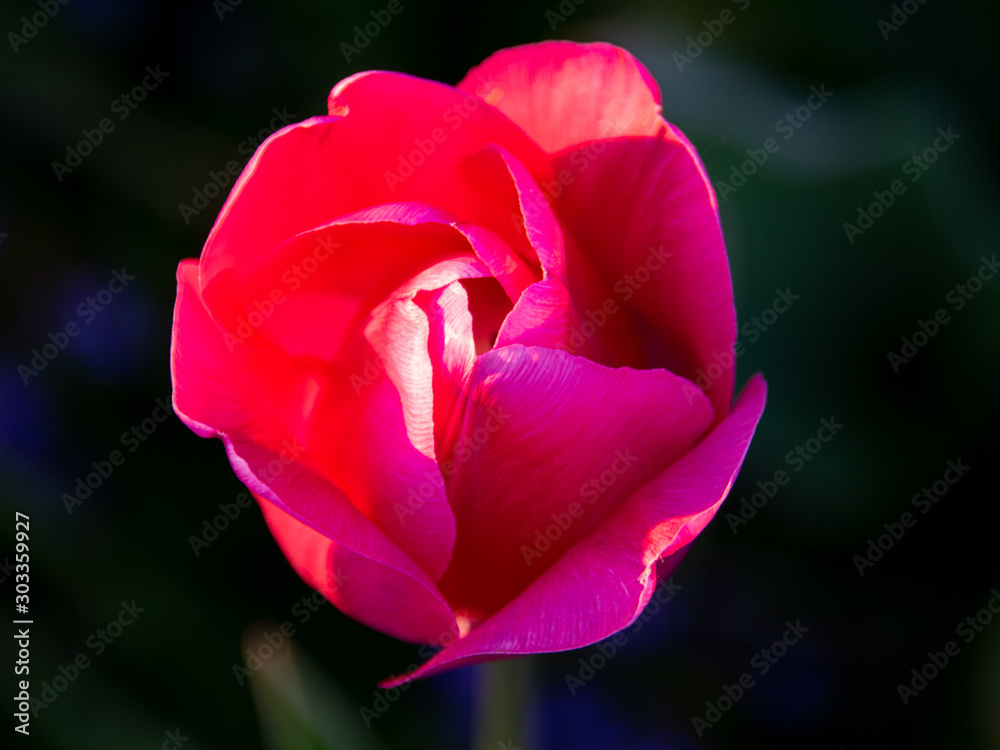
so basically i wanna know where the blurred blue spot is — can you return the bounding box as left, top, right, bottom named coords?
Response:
left=431, top=667, right=474, bottom=747
left=543, top=689, right=624, bottom=750
left=51, top=270, right=158, bottom=384
left=625, top=587, right=697, bottom=658
left=0, top=360, right=57, bottom=463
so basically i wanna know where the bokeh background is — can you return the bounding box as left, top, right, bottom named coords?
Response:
left=2, top=0, right=999, bottom=748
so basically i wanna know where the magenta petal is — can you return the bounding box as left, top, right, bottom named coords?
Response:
left=467, top=145, right=582, bottom=353
left=365, top=297, right=438, bottom=462
left=311, top=363, right=458, bottom=581
left=242, top=450, right=457, bottom=645
left=553, top=135, right=737, bottom=418
left=171, top=259, right=280, bottom=442
left=437, top=345, right=714, bottom=618
left=414, top=282, right=477, bottom=463
left=199, top=68, right=552, bottom=309
left=172, top=263, right=457, bottom=642
left=198, top=116, right=341, bottom=309
left=458, top=41, right=666, bottom=154
left=452, top=221, right=536, bottom=304
left=170, top=260, right=458, bottom=582
left=493, top=280, right=574, bottom=351
left=205, top=202, right=488, bottom=352
left=464, top=145, right=566, bottom=277
left=382, top=374, right=766, bottom=685
left=326, top=70, right=552, bottom=250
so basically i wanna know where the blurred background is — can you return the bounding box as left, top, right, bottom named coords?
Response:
left=1, top=0, right=998, bottom=748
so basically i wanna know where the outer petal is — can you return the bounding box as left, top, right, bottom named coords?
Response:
left=552, top=135, right=737, bottom=418
left=195, top=72, right=553, bottom=313
left=240, top=448, right=458, bottom=645
left=458, top=41, right=667, bottom=154
left=459, top=41, right=733, bottom=409
left=206, top=202, right=489, bottom=352
left=259, top=499, right=456, bottom=644
left=171, top=259, right=285, bottom=443
left=437, top=345, right=714, bottom=620
left=382, top=374, right=766, bottom=684
left=199, top=205, right=523, bottom=581
left=171, top=259, right=457, bottom=583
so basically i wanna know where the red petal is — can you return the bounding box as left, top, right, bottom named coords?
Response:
left=458, top=41, right=665, bottom=154
left=381, top=374, right=766, bottom=684
left=437, top=345, right=714, bottom=619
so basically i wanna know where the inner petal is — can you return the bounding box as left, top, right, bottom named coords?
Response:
left=459, top=277, right=513, bottom=354
left=437, top=344, right=713, bottom=620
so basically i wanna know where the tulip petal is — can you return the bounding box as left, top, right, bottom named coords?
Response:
left=452, top=221, right=536, bottom=304
left=413, top=282, right=477, bottom=463
left=196, top=72, right=553, bottom=311
left=458, top=41, right=666, bottom=154
left=245, top=453, right=458, bottom=645
left=204, top=202, right=488, bottom=356
left=462, top=145, right=582, bottom=353
left=552, top=135, right=736, bottom=418
left=437, top=344, right=714, bottom=620
left=172, top=266, right=459, bottom=642
left=381, top=374, right=765, bottom=684
left=171, top=259, right=458, bottom=582
left=171, top=259, right=284, bottom=443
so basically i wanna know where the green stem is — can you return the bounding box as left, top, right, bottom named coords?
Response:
left=472, top=657, right=533, bottom=750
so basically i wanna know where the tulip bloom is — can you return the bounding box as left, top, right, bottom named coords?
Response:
left=170, top=40, right=766, bottom=684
